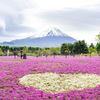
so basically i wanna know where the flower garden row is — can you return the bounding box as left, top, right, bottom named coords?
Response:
left=0, top=56, right=100, bottom=100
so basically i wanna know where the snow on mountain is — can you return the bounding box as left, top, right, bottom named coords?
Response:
left=29, top=27, right=69, bottom=38
left=0, top=27, right=77, bottom=47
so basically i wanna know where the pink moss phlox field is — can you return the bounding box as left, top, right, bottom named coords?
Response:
left=0, top=56, right=100, bottom=100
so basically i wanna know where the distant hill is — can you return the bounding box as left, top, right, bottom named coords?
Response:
left=0, top=27, right=77, bottom=47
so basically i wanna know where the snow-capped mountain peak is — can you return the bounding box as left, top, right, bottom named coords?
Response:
left=30, top=27, right=69, bottom=38
left=0, top=27, right=77, bottom=47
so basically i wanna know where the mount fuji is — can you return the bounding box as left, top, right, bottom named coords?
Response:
left=0, top=27, right=77, bottom=47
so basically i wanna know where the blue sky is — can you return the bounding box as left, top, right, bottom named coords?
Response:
left=0, top=0, right=100, bottom=45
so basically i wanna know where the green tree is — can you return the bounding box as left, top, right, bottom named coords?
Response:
left=5, top=46, right=9, bottom=52
left=39, top=48, right=45, bottom=56
left=45, top=49, right=50, bottom=55
left=31, top=47, right=35, bottom=53
left=35, top=47, right=39, bottom=51
left=89, top=47, right=95, bottom=52
left=72, top=42, right=80, bottom=54
left=0, top=48, right=4, bottom=56
left=89, top=43, right=94, bottom=49
left=53, top=47, right=61, bottom=55
left=49, top=48, right=54, bottom=55
left=96, top=43, right=100, bottom=54
left=13, top=47, right=17, bottom=51
left=23, top=46, right=28, bottom=53
left=96, top=33, right=100, bottom=43
left=72, top=40, right=88, bottom=54
left=1, top=46, right=6, bottom=52
left=61, top=43, right=68, bottom=55
left=67, top=43, right=73, bottom=54
left=10, top=47, right=14, bottom=52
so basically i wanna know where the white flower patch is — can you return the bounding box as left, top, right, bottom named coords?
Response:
left=19, top=73, right=100, bottom=93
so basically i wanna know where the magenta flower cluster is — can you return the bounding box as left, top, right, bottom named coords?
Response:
left=0, top=56, right=100, bottom=100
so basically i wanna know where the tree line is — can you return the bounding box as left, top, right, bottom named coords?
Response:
left=0, top=40, right=100, bottom=56
left=61, top=33, right=100, bottom=55
left=61, top=40, right=100, bottom=55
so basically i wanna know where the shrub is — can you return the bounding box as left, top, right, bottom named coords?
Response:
left=0, top=52, right=4, bottom=56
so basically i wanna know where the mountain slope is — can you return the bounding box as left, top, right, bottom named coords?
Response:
left=0, top=27, right=77, bottom=47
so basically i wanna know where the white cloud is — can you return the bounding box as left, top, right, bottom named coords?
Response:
left=34, top=0, right=100, bottom=11
left=0, top=0, right=100, bottom=45
left=0, top=0, right=37, bottom=37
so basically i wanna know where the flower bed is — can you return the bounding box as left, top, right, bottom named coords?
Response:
left=19, top=72, right=100, bottom=93
left=0, top=56, right=100, bottom=100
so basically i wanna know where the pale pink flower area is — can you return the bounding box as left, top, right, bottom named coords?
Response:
left=0, top=56, right=100, bottom=100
